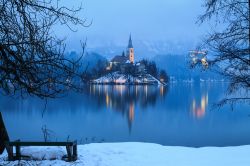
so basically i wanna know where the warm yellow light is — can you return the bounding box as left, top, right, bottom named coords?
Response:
left=201, top=96, right=206, bottom=111
left=160, top=86, right=164, bottom=96
left=201, top=58, right=208, bottom=67
left=105, top=93, right=110, bottom=108
left=191, top=96, right=207, bottom=119
left=129, top=102, right=135, bottom=122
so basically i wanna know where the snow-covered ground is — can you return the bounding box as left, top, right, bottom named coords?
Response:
left=0, top=142, right=250, bottom=166
left=92, top=72, right=162, bottom=85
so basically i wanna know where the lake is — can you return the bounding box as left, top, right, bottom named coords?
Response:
left=1, top=83, right=250, bottom=147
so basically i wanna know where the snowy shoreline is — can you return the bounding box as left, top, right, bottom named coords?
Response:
left=0, top=142, right=250, bottom=166
left=92, top=72, right=163, bottom=85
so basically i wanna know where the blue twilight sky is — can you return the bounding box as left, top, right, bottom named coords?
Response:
left=57, top=0, right=211, bottom=51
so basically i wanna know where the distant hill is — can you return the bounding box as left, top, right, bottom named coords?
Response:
left=67, top=51, right=108, bottom=72
left=81, top=52, right=108, bottom=72
left=86, top=39, right=196, bottom=60
left=153, top=54, right=223, bottom=81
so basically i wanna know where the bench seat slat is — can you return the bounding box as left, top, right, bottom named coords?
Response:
left=8, top=141, right=75, bottom=146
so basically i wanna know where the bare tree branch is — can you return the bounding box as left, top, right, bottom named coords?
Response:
left=196, top=0, right=250, bottom=106
left=0, top=0, right=89, bottom=98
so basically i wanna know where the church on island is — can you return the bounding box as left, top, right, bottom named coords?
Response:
left=92, top=35, right=163, bottom=85
left=106, top=35, right=135, bottom=71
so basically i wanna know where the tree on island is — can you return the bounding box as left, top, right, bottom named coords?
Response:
left=91, top=60, right=109, bottom=79
left=140, top=59, right=159, bottom=78
left=140, top=59, right=169, bottom=83
left=197, top=0, right=249, bottom=106
left=159, top=70, right=169, bottom=83
left=0, top=0, right=88, bottom=98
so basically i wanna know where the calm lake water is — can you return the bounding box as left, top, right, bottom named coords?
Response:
left=1, top=83, right=250, bottom=147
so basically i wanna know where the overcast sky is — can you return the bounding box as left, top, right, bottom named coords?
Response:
left=59, top=0, right=210, bottom=50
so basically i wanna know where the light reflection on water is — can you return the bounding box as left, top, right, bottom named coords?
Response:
left=87, top=84, right=168, bottom=132
left=0, top=83, right=250, bottom=147
left=191, top=92, right=209, bottom=119
left=89, top=85, right=167, bottom=125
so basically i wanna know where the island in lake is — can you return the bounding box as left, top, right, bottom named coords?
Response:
left=90, top=35, right=168, bottom=85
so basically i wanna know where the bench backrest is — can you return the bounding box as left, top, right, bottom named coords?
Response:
left=0, top=112, right=9, bottom=154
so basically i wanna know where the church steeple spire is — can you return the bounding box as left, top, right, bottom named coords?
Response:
left=128, top=34, right=133, bottom=48
left=127, top=34, right=134, bottom=63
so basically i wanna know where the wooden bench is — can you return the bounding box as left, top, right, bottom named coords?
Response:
left=0, top=112, right=77, bottom=162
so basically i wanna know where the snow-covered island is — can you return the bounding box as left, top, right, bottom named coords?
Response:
left=87, top=35, right=168, bottom=85
left=92, top=71, right=163, bottom=85
left=0, top=142, right=249, bottom=166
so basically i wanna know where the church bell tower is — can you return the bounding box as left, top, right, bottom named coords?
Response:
left=127, top=34, right=134, bottom=63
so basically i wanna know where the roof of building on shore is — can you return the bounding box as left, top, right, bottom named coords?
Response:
left=111, top=55, right=128, bottom=63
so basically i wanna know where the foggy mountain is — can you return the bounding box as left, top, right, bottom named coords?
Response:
left=67, top=51, right=108, bottom=72
left=85, top=39, right=197, bottom=60
left=68, top=39, right=222, bottom=80
left=153, top=54, right=223, bottom=81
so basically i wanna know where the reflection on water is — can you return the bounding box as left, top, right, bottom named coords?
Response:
left=86, top=85, right=167, bottom=132
left=191, top=93, right=209, bottom=119
left=1, top=83, right=250, bottom=147
left=88, top=85, right=167, bottom=127
left=129, top=102, right=134, bottom=122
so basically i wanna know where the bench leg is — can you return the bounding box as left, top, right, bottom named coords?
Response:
left=73, top=144, right=77, bottom=161
left=66, top=145, right=72, bottom=161
left=15, top=145, right=21, bottom=160
left=5, top=144, right=14, bottom=161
